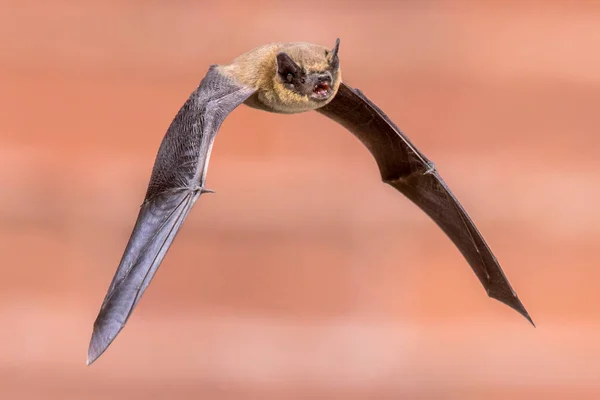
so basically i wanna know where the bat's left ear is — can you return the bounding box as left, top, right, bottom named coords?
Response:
left=329, top=38, right=340, bottom=69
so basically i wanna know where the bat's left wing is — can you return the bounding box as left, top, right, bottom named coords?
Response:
left=87, top=66, right=255, bottom=365
left=317, top=82, right=533, bottom=325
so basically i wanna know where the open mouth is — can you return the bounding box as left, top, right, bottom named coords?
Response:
left=312, top=82, right=331, bottom=98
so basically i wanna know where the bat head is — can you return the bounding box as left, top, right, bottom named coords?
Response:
left=272, top=38, right=342, bottom=112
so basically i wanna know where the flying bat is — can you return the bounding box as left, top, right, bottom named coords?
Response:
left=87, top=38, right=533, bottom=365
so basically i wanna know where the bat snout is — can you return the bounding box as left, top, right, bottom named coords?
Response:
left=310, top=73, right=333, bottom=100
left=316, top=73, right=332, bottom=85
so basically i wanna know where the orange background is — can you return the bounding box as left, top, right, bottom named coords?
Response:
left=1, top=1, right=599, bottom=398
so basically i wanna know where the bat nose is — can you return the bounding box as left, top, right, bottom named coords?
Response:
left=317, top=73, right=332, bottom=84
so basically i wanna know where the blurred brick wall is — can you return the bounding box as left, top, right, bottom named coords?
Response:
left=1, top=1, right=599, bottom=398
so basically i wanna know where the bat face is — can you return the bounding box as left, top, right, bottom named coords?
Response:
left=276, top=52, right=335, bottom=102
left=237, top=39, right=342, bottom=114
left=272, top=39, right=342, bottom=112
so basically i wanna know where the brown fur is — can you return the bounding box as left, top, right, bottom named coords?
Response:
left=218, top=42, right=342, bottom=114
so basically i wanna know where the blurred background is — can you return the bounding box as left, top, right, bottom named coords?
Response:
left=1, top=0, right=599, bottom=398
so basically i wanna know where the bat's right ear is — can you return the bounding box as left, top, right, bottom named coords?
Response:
left=276, top=52, right=301, bottom=81
left=329, top=38, right=340, bottom=69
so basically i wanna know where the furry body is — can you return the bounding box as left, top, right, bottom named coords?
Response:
left=220, top=41, right=341, bottom=113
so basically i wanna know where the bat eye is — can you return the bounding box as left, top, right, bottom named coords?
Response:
left=286, top=73, right=293, bottom=83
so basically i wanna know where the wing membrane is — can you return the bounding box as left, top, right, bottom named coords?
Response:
left=87, top=67, right=255, bottom=364
left=318, top=82, right=533, bottom=325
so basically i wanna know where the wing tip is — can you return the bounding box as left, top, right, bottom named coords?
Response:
left=86, top=338, right=105, bottom=366
left=517, top=306, right=536, bottom=328
left=522, top=309, right=536, bottom=328
left=86, top=317, right=124, bottom=366
left=86, top=331, right=109, bottom=366
left=491, top=292, right=535, bottom=328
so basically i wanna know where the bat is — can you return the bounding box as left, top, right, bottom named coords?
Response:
left=87, top=38, right=533, bottom=365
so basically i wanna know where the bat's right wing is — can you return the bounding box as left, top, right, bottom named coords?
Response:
left=87, top=66, right=255, bottom=365
left=318, top=82, right=533, bottom=325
